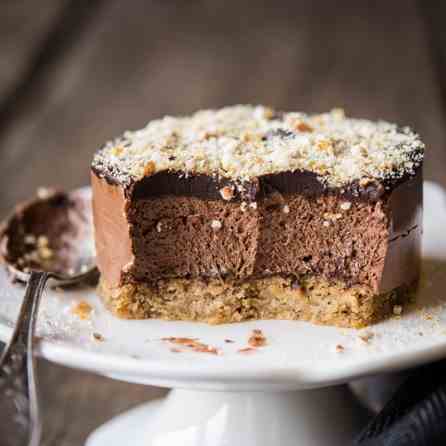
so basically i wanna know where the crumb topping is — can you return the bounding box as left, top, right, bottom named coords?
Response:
left=92, top=105, right=424, bottom=187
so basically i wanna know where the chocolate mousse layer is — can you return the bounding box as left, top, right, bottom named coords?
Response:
left=91, top=106, right=424, bottom=327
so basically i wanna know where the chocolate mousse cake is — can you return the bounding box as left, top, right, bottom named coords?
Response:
left=91, top=105, right=423, bottom=328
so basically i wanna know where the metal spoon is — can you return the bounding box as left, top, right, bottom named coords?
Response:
left=0, top=187, right=95, bottom=446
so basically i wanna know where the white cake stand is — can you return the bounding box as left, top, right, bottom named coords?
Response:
left=1, top=182, right=446, bottom=446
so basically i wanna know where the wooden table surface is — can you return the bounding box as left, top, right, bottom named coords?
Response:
left=1, top=1, right=446, bottom=444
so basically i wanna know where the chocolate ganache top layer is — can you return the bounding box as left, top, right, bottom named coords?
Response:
left=91, top=105, right=424, bottom=191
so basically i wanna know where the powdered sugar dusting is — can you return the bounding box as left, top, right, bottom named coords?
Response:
left=92, top=105, right=424, bottom=187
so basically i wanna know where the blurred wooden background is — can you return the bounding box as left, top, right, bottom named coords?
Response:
left=1, top=1, right=445, bottom=444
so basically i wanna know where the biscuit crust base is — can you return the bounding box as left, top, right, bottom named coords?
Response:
left=98, top=275, right=415, bottom=328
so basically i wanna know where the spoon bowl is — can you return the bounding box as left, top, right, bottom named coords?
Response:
left=0, top=187, right=96, bottom=283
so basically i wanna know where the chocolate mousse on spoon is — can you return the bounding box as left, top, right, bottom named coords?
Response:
left=0, top=187, right=95, bottom=446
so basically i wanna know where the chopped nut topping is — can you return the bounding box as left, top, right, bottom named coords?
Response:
left=295, top=121, right=313, bottom=132
left=110, top=146, right=124, bottom=156
left=322, top=221, right=330, bottom=227
left=156, top=221, right=163, bottom=233
left=316, top=139, right=333, bottom=153
left=240, top=201, right=248, bottom=212
left=282, top=204, right=290, bottom=214
left=219, top=186, right=235, bottom=201
left=249, top=202, right=258, bottom=209
left=143, top=160, right=156, bottom=176
left=340, top=202, right=352, bottom=211
left=94, top=105, right=423, bottom=188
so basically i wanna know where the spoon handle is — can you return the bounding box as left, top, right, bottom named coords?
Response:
left=0, top=271, right=48, bottom=446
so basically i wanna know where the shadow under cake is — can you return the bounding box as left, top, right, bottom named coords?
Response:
left=91, top=106, right=423, bottom=327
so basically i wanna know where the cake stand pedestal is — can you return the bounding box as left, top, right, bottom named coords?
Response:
left=86, top=385, right=367, bottom=446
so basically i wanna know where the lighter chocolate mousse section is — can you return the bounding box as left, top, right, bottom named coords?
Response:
left=91, top=173, right=133, bottom=287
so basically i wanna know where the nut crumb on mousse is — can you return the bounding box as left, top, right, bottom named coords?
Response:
left=219, top=186, right=235, bottom=201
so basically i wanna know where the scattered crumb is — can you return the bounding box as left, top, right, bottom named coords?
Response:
left=110, top=146, right=124, bottom=157
left=224, top=339, right=235, bottom=343
left=162, top=337, right=220, bottom=355
left=393, top=305, right=403, bottom=316
left=282, top=204, right=290, bottom=214
left=161, top=337, right=198, bottom=346
left=334, top=344, right=345, bottom=353
left=238, top=347, right=257, bottom=354
left=170, top=348, right=182, bottom=353
left=92, top=332, right=104, bottom=342
left=248, top=329, right=267, bottom=347
left=72, top=300, right=93, bottom=320
left=358, top=332, right=374, bottom=344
